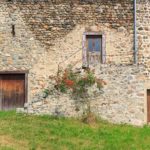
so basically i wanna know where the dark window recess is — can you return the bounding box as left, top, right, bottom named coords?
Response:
left=86, top=35, right=102, bottom=52
left=11, top=25, right=15, bottom=37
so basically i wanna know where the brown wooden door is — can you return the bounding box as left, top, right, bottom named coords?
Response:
left=0, top=74, right=25, bottom=110
left=147, top=90, right=150, bottom=122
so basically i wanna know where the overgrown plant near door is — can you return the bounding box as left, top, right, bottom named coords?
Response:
left=44, top=65, right=106, bottom=123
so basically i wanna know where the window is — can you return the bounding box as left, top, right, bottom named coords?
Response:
left=86, top=35, right=102, bottom=52
left=82, top=32, right=105, bottom=67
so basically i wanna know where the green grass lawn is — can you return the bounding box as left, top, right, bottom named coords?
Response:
left=0, top=111, right=150, bottom=150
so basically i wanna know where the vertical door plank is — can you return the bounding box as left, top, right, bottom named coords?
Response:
left=15, top=75, right=25, bottom=108
left=147, top=90, right=150, bottom=122
left=0, top=76, right=2, bottom=110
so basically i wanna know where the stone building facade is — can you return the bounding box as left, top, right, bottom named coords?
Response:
left=0, top=0, right=150, bottom=125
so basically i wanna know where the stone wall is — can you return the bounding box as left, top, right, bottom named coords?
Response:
left=1, top=0, right=150, bottom=125
left=24, top=64, right=146, bottom=126
left=0, top=3, right=48, bottom=102
left=137, top=0, right=150, bottom=69
left=7, top=0, right=134, bottom=66
left=0, top=0, right=134, bottom=102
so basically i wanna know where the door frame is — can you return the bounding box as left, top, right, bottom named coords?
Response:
left=0, top=70, right=29, bottom=104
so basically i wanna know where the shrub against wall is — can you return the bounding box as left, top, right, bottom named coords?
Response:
left=43, top=65, right=106, bottom=116
left=44, top=66, right=106, bottom=96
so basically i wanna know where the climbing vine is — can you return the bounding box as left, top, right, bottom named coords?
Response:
left=44, top=65, right=106, bottom=99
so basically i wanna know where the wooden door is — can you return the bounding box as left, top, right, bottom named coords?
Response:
left=147, top=90, right=150, bottom=122
left=0, top=74, right=25, bottom=110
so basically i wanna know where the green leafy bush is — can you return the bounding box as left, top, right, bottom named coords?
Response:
left=43, top=65, right=106, bottom=123
left=46, top=65, right=106, bottom=99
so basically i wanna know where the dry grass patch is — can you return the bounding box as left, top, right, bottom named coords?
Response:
left=0, top=135, right=28, bottom=150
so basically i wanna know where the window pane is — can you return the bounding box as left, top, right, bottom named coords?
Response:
left=86, top=35, right=102, bottom=52
left=95, top=38, right=101, bottom=51
left=88, top=38, right=94, bottom=51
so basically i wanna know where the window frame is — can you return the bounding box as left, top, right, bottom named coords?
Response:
left=82, top=32, right=106, bottom=67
